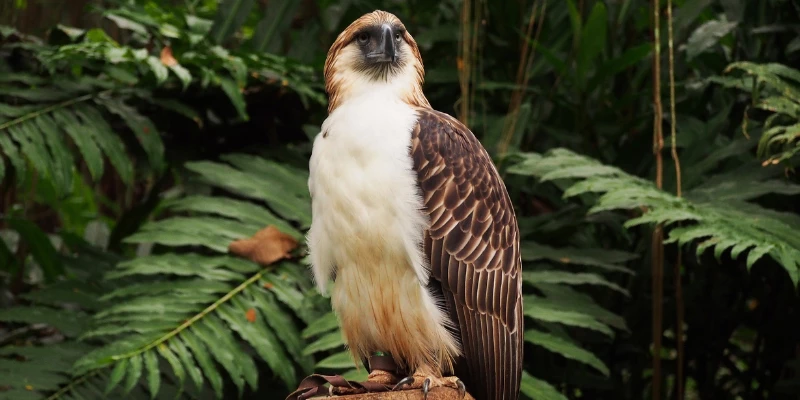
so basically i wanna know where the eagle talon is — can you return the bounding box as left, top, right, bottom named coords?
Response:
left=457, top=379, right=466, bottom=398
left=422, top=378, right=431, bottom=400
left=392, top=376, right=414, bottom=391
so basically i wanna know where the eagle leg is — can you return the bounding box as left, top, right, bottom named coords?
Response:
left=365, top=368, right=401, bottom=385
left=392, top=364, right=468, bottom=399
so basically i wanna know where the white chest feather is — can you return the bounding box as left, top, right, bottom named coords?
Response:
left=306, top=91, right=459, bottom=372
left=307, top=92, right=428, bottom=293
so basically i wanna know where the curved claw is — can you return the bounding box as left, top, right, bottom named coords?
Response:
left=456, top=379, right=466, bottom=399
left=422, top=378, right=431, bottom=400
left=392, top=376, right=414, bottom=391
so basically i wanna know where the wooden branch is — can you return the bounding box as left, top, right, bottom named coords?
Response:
left=326, top=387, right=475, bottom=400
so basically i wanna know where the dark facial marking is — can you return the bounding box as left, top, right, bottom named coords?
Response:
left=352, top=23, right=406, bottom=81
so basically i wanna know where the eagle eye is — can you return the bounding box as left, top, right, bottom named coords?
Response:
left=356, top=32, right=369, bottom=44
left=394, top=32, right=401, bottom=41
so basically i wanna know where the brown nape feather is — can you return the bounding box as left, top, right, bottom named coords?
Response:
left=323, top=10, right=430, bottom=113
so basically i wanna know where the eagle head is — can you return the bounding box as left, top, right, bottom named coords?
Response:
left=324, top=10, right=430, bottom=112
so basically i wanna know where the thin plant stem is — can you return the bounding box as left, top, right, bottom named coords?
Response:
left=667, top=0, right=684, bottom=398
left=0, top=90, right=113, bottom=132
left=651, top=0, right=664, bottom=399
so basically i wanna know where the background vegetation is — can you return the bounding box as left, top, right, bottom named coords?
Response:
left=1, top=0, right=799, bottom=399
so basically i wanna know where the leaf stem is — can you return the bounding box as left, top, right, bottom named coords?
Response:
left=110, top=267, right=269, bottom=360
left=0, top=89, right=114, bottom=132
left=45, top=370, right=101, bottom=400
left=45, top=266, right=269, bottom=399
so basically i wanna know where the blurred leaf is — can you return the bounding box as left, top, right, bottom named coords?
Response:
left=218, top=76, right=248, bottom=120
left=250, top=0, right=299, bottom=53
left=520, top=371, right=567, bottom=400
left=208, top=0, right=256, bottom=44
left=525, top=329, right=609, bottom=376
left=685, top=19, right=738, bottom=61
left=7, top=218, right=62, bottom=281
left=577, top=1, right=607, bottom=84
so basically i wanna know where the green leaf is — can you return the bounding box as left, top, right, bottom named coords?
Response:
left=208, top=0, right=256, bottom=44
left=525, top=329, right=609, bottom=376
left=520, top=371, right=567, bottom=400
left=536, top=284, right=627, bottom=331
left=512, top=149, right=800, bottom=284
left=521, top=241, right=635, bottom=274
left=249, top=0, right=298, bottom=52
left=191, top=317, right=247, bottom=393
left=71, top=105, right=134, bottom=185
left=181, top=331, right=224, bottom=398
left=524, top=296, right=614, bottom=337
left=124, top=216, right=261, bottom=252
left=104, top=359, right=128, bottom=394
left=146, top=56, right=169, bottom=84
left=523, top=270, right=628, bottom=295
left=316, top=351, right=356, bottom=369
left=0, top=133, right=26, bottom=181
left=185, top=160, right=311, bottom=226
left=577, top=1, right=607, bottom=84
left=249, top=286, right=313, bottom=373
left=105, top=13, right=148, bottom=35
left=170, top=338, right=204, bottom=391
left=143, top=350, right=160, bottom=399
left=565, top=0, right=582, bottom=52
left=302, top=311, right=339, bottom=338
left=50, top=109, right=104, bottom=182
left=98, top=98, right=164, bottom=172
left=156, top=343, right=186, bottom=389
left=108, top=254, right=248, bottom=281
left=33, top=115, right=73, bottom=196
left=218, top=76, right=248, bottom=120
left=167, top=195, right=301, bottom=238
left=122, top=354, right=143, bottom=394
left=169, top=64, right=192, bottom=90
left=685, top=19, right=738, bottom=61
left=7, top=219, right=63, bottom=281
left=588, top=43, right=651, bottom=91
left=303, top=330, right=345, bottom=355
left=219, top=295, right=295, bottom=387
left=7, top=124, right=51, bottom=183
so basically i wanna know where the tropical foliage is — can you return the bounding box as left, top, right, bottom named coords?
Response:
left=1, top=0, right=799, bottom=400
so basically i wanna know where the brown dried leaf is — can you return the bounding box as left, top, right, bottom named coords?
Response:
left=160, top=46, right=178, bottom=66
left=228, top=225, right=298, bottom=266
left=245, top=308, right=257, bottom=323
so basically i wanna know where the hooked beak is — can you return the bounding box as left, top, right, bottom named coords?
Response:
left=366, top=24, right=396, bottom=63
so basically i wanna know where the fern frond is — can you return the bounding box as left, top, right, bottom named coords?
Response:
left=54, top=154, right=318, bottom=399
left=714, top=61, right=800, bottom=163
left=0, top=79, right=162, bottom=195
left=0, top=245, right=120, bottom=399
left=510, top=148, right=800, bottom=283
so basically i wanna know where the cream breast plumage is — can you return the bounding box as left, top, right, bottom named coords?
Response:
left=305, top=10, right=523, bottom=400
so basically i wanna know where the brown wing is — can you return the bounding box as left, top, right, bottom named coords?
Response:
left=411, top=108, right=523, bottom=400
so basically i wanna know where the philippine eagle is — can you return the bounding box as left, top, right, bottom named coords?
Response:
left=306, top=10, right=523, bottom=400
